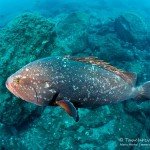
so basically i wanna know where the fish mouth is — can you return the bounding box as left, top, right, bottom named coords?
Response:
left=5, top=79, right=9, bottom=90
left=5, top=77, right=20, bottom=98
left=6, top=77, right=40, bottom=104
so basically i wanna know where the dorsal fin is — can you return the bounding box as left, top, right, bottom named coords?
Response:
left=67, top=56, right=136, bottom=85
left=122, top=72, right=137, bottom=85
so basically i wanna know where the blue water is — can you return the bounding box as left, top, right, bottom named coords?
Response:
left=0, top=0, right=150, bottom=26
left=1, top=0, right=150, bottom=149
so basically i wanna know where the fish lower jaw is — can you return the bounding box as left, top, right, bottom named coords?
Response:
left=8, top=85, right=21, bottom=99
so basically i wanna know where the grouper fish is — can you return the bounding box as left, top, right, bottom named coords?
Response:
left=6, top=56, right=150, bottom=121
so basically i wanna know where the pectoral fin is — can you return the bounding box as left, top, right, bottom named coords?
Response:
left=56, top=100, right=79, bottom=122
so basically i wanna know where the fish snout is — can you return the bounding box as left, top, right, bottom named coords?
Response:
left=6, top=76, right=16, bottom=90
left=5, top=76, right=21, bottom=98
left=6, top=77, right=12, bottom=90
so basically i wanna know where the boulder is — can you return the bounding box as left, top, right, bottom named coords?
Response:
left=114, top=13, right=148, bottom=48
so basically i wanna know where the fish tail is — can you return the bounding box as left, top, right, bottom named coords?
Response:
left=136, top=81, right=150, bottom=100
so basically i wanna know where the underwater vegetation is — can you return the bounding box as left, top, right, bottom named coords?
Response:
left=1, top=1, right=150, bottom=149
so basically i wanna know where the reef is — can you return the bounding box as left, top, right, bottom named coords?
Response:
left=1, top=11, right=150, bottom=150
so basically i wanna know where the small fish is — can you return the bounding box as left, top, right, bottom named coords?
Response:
left=6, top=56, right=150, bottom=121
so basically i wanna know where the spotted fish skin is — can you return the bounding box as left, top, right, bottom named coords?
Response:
left=5, top=56, right=149, bottom=108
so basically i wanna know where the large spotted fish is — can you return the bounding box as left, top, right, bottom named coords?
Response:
left=6, top=56, right=150, bottom=121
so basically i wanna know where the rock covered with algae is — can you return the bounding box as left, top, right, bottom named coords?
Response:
left=114, top=12, right=148, bottom=49
left=0, top=13, right=57, bottom=148
left=1, top=11, right=150, bottom=149
left=54, top=12, right=90, bottom=55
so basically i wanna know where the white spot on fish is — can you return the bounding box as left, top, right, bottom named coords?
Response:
left=73, top=85, right=79, bottom=91
left=26, top=68, right=29, bottom=71
left=16, top=75, right=21, bottom=78
left=49, top=89, right=56, bottom=93
left=45, top=82, right=50, bottom=88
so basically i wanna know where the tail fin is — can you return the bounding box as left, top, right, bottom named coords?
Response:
left=137, top=81, right=150, bottom=100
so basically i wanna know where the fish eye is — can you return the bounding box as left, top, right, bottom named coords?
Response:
left=14, top=77, right=21, bottom=84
